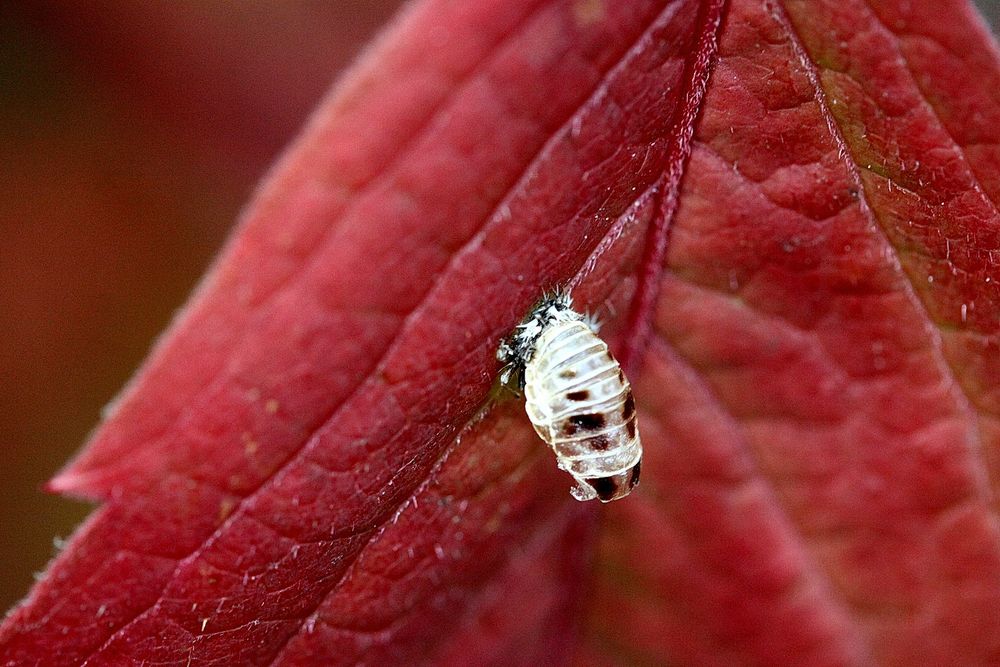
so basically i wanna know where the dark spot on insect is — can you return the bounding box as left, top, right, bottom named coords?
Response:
left=848, top=187, right=860, bottom=200
left=569, top=413, right=605, bottom=430
left=560, top=369, right=577, bottom=380
left=618, top=369, right=625, bottom=383
left=587, top=476, right=619, bottom=502
left=622, top=392, right=635, bottom=420
left=566, top=390, right=590, bottom=401
left=626, top=418, right=636, bottom=439
left=627, top=461, right=641, bottom=489
left=589, top=435, right=611, bottom=451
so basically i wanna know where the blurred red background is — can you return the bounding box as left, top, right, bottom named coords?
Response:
left=0, top=0, right=401, bottom=612
left=1, top=0, right=996, bottom=617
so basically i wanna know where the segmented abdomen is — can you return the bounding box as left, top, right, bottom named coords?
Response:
left=523, top=320, right=641, bottom=502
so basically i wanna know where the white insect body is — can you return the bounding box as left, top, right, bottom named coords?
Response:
left=498, top=292, right=641, bottom=502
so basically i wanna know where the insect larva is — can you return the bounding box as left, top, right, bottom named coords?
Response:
left=497, top=291, right=641, bottom=502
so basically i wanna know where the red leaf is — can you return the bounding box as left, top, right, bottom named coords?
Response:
left=3, top=0, right=1000, bottom=665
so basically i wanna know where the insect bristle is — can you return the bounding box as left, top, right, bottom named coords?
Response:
left=497, top=286, right=580, bottom=388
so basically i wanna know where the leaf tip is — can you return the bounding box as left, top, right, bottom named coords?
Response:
left=44, top=469, right=105, bottom=501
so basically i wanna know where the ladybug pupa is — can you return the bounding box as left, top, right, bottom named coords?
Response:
left=497, top=291, right=641, bottom=502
